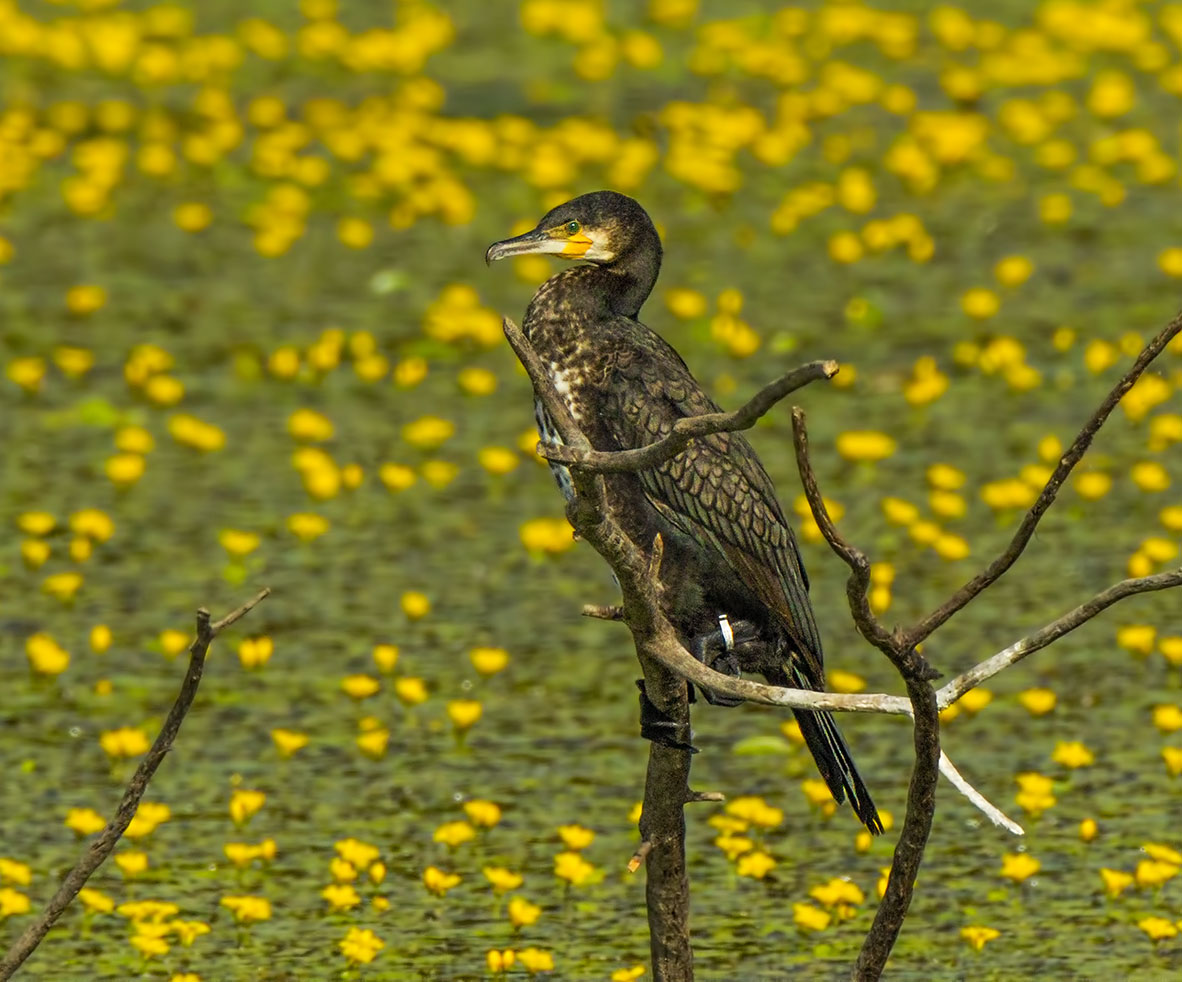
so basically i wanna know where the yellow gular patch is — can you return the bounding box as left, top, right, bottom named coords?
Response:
left=560, top=233, right=593, bottom=258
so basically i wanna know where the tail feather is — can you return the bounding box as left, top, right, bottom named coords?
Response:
left=788, top=664, right=883, bottom=834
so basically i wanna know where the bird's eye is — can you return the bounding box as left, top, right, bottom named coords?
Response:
left=565, top=221, right=580, bottom=235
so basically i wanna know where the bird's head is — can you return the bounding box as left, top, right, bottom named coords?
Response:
left=485, top=190, right=659, bottom=268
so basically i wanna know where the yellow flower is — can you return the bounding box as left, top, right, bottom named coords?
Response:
left=611, top=967, right=646, bottom=982
left=519, top=517, right=575, bottom=555
left=1144, top=843, right=1182, bottom=865
left=106, top=453, right=146, bottom=487
left=714, top=834, right=754, bottom=860
left=379, top=463, right=417, bottom=491
left=219, top=895, right=272, bottom=922
left=26, top=633, right=70, bottom=676
left=401, top=591, right=430, bottom=619
left=959, top=688, right=992, bottom=714
left=736, top=851, right=776, bottom=878
left=961, top=287, right=1000, bottom=319
left=339, top=927, right=385, bottom=965
left=1074, top=472, right=1112, bottom=500
left=1135, top=859, right=1179, bottom=888
left=458, top=367, right=497, bottom=396
left=115, top=852, right=149, bottom=877
left=434, top=821, right=477, bottom=848
left=334, top=838, right=379, bottom=869
left=0, top=859, right=31, bottom=886
left=1018, top=688, right=1056, bottom=716
left=1000, top=852, right=1040, bottom=883
left=488, top=949, right=516, bottom=973
left=422, top=866, right=461, bottom=896
left=1119, top=624, right=1157, bottom=656
left=553, top=850, right=596, bottom=885
left=71, top=508, right=115, bottom=541
left=6, top=357, right=46, bottom=392
left=229, top=789, right=266, bottom=826
left=507, top=894, right=541, bottom=927
left=372, top=644, right=399, bottom=672
left=483, top=866, right=523, bottom=894
left=994, top=256, right=1033, bottom=287
left=557, top=824, right=595, bottom=850
left=287, top=512, right=329, bottom=542
left=1138, top=917, right=1178, bottom=941
left=168, top=415, right=226, bottom=452
left=321, top=883, right=361, bottom=911
left=664, top=288, right=707, bottom=319
left=421, top=460, right=458, bottom=488
left=1131, top=461, right=1170, bottom=492
left=394, top=676, right=428, bottom=705
left=479, top=446, right=520, bottom=475
left=828, top=670, right=865, bottom=694
left=65, top=808, right=107, bottom=836
left=271, top=729, right=308, bottom=758
left=1100, top=867, right=1134, bottom=898
left=403, top=416, right=455, bottom=449
left=173, top=202, right=212, bottom=232
left=100, top=726, right=150, bottom=758
left=516, top=948, right=555, bottom=973
left=1079, top=818, right=1099, bottom=843
left=171, top=920, right=210, bottom=946
left=17, top=511, right=55, bottom=536
left=356, top=728, right=389, bottom=758
left=470, top=646, right=509, bottom=676
left=1051, top=741, right=1094, bottom=768
left=835, top=431, right=896, bottom=462
left=130, top=934, right=169, bottom=958
left=393, top=357, right=428, bottom=387
left=1164, top=746, right=1182, bottom=777
left=341, top=674, right=380, bottom=699
left=881, top=497, right=919, bottom=525
left=288, top=409, right=334, bottom=442
left=447, top=699, right=482, bottom=732
left=238, top=637, right=274, bottom=670
left=453, top=801, right=500, bottom=834
left=792, top=902, right=831, bottom=931
left=961, top=925, right=1000, bottom=951
left=1039, top=193, right=1072, bottom=224
left=66, top=284, right=107, bottom=315
left=337, top=217, right=374, bottom=249
left=77, top=888, right=115, bottom=913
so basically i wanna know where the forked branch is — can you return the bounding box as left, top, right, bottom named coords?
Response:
left=0, top=588, right=271, bottom=982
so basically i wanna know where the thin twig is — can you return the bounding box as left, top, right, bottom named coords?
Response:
left=0, top=588, right=271, bottom=982
left=541, top=361, right=839, bottom=473
left=938, top=752, right=1023, bottom=835
left=937, top=566, right=1182, bottom=708
left=628, top=840, right=654, bottom=873
left=905, top=312, right=1182, bottom=647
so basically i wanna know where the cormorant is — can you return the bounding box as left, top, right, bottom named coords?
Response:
left=486, top=190, right=881, bottom=832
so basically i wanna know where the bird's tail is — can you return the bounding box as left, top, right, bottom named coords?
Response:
left=788, top=662, right=883, bottom=834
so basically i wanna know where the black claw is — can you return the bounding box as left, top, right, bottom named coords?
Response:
left=637, top=680, right=697, bottom=752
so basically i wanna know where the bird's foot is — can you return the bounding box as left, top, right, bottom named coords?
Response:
left=691, top=615, right=761, bottom=707
left=637, top=679, right=697, bottom=753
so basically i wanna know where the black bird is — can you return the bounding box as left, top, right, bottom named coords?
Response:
left=486, top=190, right=881, bottom=832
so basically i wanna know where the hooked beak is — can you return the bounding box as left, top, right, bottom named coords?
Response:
left=485, top=228, right=594, bottom=265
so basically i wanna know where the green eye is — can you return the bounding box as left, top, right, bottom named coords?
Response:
left=565, top=221, right=580, bottom=235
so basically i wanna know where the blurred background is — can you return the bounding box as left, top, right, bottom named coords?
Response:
left=2, top=0, right=1181, bottom=979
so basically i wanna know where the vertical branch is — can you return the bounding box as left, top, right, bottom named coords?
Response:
left=635, top=652, right=694, bottom=982
left=851, top=679, right=940, bottom=981
left=0, top=589, right=270, bottom=982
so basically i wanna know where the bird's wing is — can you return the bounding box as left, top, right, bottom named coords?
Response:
left=604, top=328, right=825, bottom=681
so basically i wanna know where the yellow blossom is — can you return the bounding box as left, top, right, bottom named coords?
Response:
left=484, top=867, right=523, bottom=894
left=238, top=637, right=273, bottom=670
left=1051, top=741, right=1094, bottom=768
left=401, top=591, right=430, bottom=619
left=78, top=888, right=115, bottom=913
left=271, top=729, right=309, bottom=758
left=835, top=430, right=896, bottom=462
left=1138, top=917, right=1178, bottom=941
left=736, top=851, right=776, bottom=878
left=1079, top=818, right=1098, bottom=842
left=519, top=516, right=575, bottom=555
left=26, top=633, right=70, bottom=676
left=792, top=902, right=831, bottom=931
left=229, top=789, right=266, bottom=826
left=464, top=800, right=502, bottom=827
left=66, top=808, right=107, bottom=836
left=961, top=925, right=1000, bottom=951
left=1000, top=852, right=1040, bottom=883
left=1135, top=859, right=1179, bottom=888
left=422, top=866, right=461, bottom=896
left=100, top=726, right=150, bottom=758
left=372, top=644, right=399, bottom=672
left=338, top=927, right=384, bottom=965
left=1018, top=688, right=1056, bottom=716
left=322, top=883, right=361, bottom=911
left=434, top=821, right=477, bottom=848
left=470, top=646, right=509, bottom=676
left=447, top=699, right=482, bottom=732
left=341, top=674, right=380, bottom=699
left=508, top=894, right=541, bottom=927
left=557, top=824, right=595, bottom=850
left=553, top=850, right=596, bottom=885
left=115, top=852, right=149, bottom=877
left=394, top=676, right=428, bottom=705
left=219, top=895, right=272, bottom=923
left=516, top=948, right=555, bottom=973
left=961, top=288, right=1000, bottom=319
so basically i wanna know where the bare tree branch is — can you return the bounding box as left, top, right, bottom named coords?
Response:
left=936, top=566, right=1182, bottom=708
left=540, top=361, right=839, bottom=473
left=0, top=588, right=271, bottom=982
left=904, top=311, right=1182, bottom=647
left=938, top=752, right=1023, bottom=835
